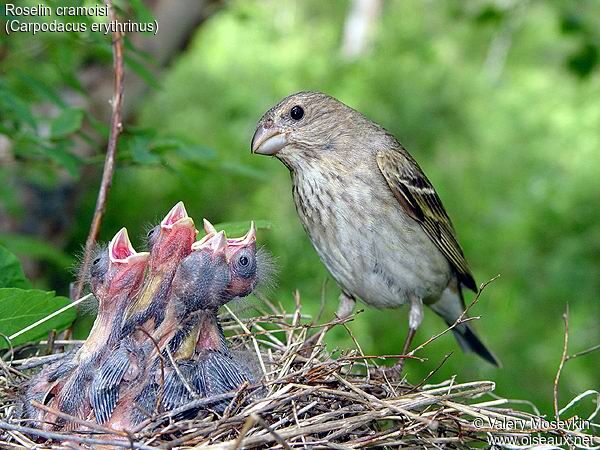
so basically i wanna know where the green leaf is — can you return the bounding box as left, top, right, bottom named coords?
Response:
left=0, top=289, right=76, bottom=349
left=0, top=246, right=31, bottom=289
left=47, top=143, right=83, bottom=177
left=50, top=107, right=84, bottom=139
left=0, top=233, right=75, bottom=269
left=130, top=136, right=161, bottom=164
left=16, top=72, right=66, bottom=107
left=0, top=87, right=37, bottom=130
left=124, top=55, right=160, bottom=89
left=129, top=0, right=155, bottom=25
left=175, top=145, right=217, bottom=162
left=208, top=220, right=272, bottom=237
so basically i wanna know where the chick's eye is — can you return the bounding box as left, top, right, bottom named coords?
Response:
left=147, top=228, right=155, bottom=237
left=290, top=105, right=304, bottom=121
left=239, top=256, right=249, bottom=266
left=93, top=257, right=101, bottom=265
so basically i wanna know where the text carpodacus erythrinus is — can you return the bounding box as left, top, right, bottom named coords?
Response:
left=252, top=91, right=499, bottom=367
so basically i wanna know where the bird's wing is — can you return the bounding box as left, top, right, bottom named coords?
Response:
left=89, top=346, right=130, bottom=424
left=376, top=146, right=477, bottom=292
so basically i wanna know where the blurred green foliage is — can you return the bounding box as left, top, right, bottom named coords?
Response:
left=1, top=0, right=599, bottom=416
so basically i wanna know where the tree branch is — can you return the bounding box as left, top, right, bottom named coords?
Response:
left=72, top=0, right=125, bottom=301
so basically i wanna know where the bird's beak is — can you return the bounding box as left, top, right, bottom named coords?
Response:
left=161, top=201, right=195, bottom=231
left=227, top=221, right=256, bottom=246
left=203, top=218, right=217, bottom=235
left=251, top=123, right=287, bottom=155
left=192, top=230, right=228, bottom=255
left=109, top=228, right=150, bottom=264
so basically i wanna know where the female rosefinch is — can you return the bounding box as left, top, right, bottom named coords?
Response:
left=251, top=91, right=499, bottom=367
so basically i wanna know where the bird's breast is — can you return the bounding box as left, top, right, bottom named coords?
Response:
left=291, top=165, right=451, bottom=308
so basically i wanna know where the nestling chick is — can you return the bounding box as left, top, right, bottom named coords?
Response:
left=252, top=91, right=499, bottom=367
left=107, top=229, right=259, bottom=428
left=22, top=359, right=75, bottom=428
left=48, top=229, right=149, bottom=430
left=159, top=227, right=260, bottom=414
left=120, top=202, right=197, bottom=337
left=79, top=228, right=149, bottom=362
left=23, top=229, right=149, bottom=430
left=91, top=204, right=197, bottom=425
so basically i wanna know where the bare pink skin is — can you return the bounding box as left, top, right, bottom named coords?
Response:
left=121, top=202, right=198, bottom=337
left=78, top=229, right=149, bottom=363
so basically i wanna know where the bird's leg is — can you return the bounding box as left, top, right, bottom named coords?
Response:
left=383, top=296, right=423, bottom=377
left=404, top=295, right=423, bottom=352
left=335, top=291, right=356, bottom=320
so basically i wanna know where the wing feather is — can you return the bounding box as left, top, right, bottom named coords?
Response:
left=376, top=147, right=477, bottom=292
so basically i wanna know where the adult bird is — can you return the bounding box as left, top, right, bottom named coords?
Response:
left=251, top=91, right=499, bottom=367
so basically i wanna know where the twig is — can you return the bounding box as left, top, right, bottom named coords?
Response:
left=224, top=304, right=268, bottom=379
left=3, top=290, right=598, bottom=449
left=408, top=275, right=500, bottom=357
left=30, top=400, right=126, bottom=437
left=72, top=0, right=125, bottom=301
left=553, top=305, right=569, bottom=422
left=252, top=413, right=291, bottom=450
left=165, top=345, right=200, bottom=400
left=231, top=414, right=257, bottom=450
left=0, top=422, right=157, bottom=450
left=566, top=343, right=600, bottom=362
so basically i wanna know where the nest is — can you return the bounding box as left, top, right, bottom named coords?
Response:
left=1, top=298, right=598, bottom=449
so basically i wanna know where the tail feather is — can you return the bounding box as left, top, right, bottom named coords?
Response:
left=450, top=322, right=501, bottom=367
left=430, top=284, right=501, bottom=367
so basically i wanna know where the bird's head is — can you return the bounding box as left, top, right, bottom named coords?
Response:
left=90, top=228, right=149, bottom=300
left=205, top=220, right=275, bottom=305
left=171, top=230, right=230, bottom=312
left=224, top=222, right=259, bottom=299
left=147, top=201, right=198, bottom=269
left=252, top=91, right=362, bottom=170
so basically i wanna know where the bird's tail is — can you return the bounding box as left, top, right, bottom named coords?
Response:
left=430, top=285, right=501, bottom=367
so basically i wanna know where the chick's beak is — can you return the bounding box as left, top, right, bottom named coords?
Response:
left=162, top=201, right=193, bottom=229
left=192, top=230, right=228, bottom=256
left=251, top=122, right=287, bottom=155
left=228, top=221, right=256, bottom=246
left=203, top=218, right=217, bottom=235
left=109, top=228, right=149, bottom=264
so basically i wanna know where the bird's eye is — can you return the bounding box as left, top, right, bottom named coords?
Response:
left=93, top=257, right=101, bottom=265
left=147, top=228, right=155, bottom=237
left=239, top=256, right=249, bottom=267
left=290, top=105, right=304, bottom=121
